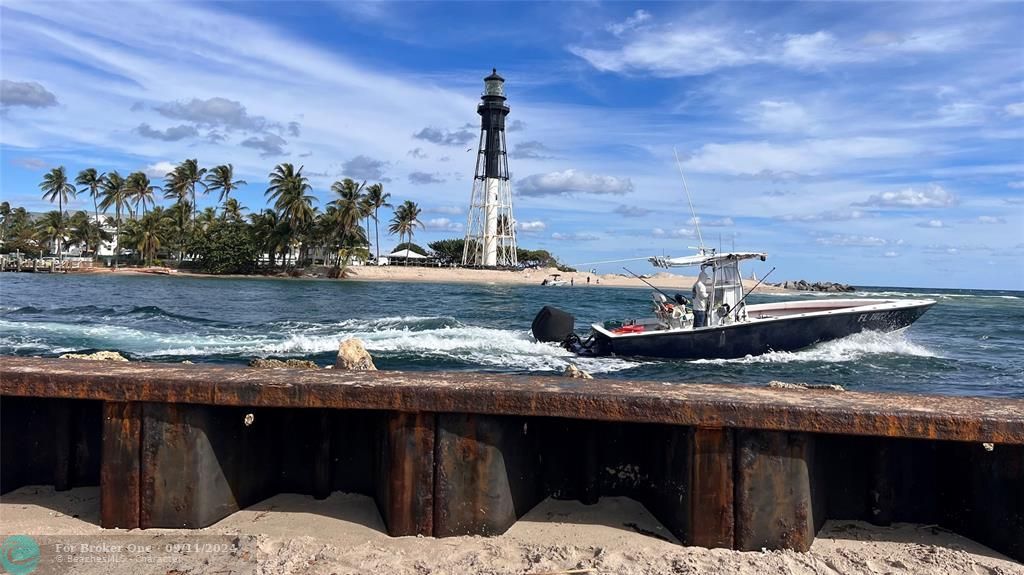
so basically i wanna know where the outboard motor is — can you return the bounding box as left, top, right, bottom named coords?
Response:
left=531, top=306, right=576, bottom=343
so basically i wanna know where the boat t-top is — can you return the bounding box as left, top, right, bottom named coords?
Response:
left=540, top=273, right=568, bottom=287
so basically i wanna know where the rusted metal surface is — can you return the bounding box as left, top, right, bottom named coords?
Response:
left=3, top=357, right=1023, bottom=443
left=100, top=402, right=140, bottom=529
left=376, top=411, right=435, bottom=536
left=688, top=427, right=734, bottom=548
left=434, top=414, right=543, bottom=537
left=735, top=430, right=820, bottom=552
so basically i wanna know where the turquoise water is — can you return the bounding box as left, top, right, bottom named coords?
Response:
left=1, top=273, right=1021, bottom=397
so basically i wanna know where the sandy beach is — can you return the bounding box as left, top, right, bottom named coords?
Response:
left=2, top=486, right=1019, bottom=575
left=80, top=264, right=791, bottom=293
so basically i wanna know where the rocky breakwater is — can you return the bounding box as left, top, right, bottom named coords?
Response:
left=776, top=279, right=855, bottom=292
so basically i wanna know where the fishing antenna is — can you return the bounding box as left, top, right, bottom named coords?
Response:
left=674, top=147, right=705, bottom=253
left=623, top=267, right=681, bottom=303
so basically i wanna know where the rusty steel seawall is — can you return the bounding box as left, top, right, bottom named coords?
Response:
left=1, top=357, right=1022, bottom=561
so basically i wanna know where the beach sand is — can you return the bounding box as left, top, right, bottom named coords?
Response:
left=87, top=264, right=789, bottom=293
left=3, top=486, right=1019, bottom=574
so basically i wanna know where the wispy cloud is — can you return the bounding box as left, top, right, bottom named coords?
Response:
left=552, top=231, right=600, bottom=241
left=518, top=220, right=546, bottom=232
left=134, top=123, right=199, bottom=142
left=342, top=155, right=388, bottom=181
left=408, top=171, right=445, bottom=185
left=1, top=80, right=58, bottom=108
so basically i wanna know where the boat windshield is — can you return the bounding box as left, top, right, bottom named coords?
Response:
left=711, top=261, right=743, bottom=318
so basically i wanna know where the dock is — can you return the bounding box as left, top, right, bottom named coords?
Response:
left=1, top=356, right=1021, bottom=561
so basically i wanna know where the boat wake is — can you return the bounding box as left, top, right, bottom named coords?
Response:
left=0, top=311, right=640, bottom=375
left=688, top=330, right=939, bottom=365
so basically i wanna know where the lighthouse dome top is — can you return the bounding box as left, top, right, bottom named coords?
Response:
left=483, top=68, right=505, bottom=97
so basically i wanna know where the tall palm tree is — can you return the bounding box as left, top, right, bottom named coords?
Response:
left=163, top=167, right=190, bottom=262
left=388, top=200, right=424, bottom=265
left=0, top=201, right=11, bottom=242
left=75, top=169, right=106, bottom=250
left=99, top=171, right=128, bottom=269
left=364, top=183, right=391, bottom=263
left=167, top=159, right=206, bottom=229
left=204, top=164, right=247, bottom=211
left=265, top=163, right=316, bottom=268
left=125, top=171, right=159, bottom=218
left=329, top=179, right=366, bottom=245
left=39, top=167, right=77, bottom=259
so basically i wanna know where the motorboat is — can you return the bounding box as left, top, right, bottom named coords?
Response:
left=540, top=273, right=569, bottom=287
left=531, top=250, right=935, bottom=360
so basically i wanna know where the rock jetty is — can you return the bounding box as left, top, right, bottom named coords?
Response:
left=248, top=358, right=320, bottom=369
left=59, top=351, right=129, bottom=362
left=775, top=280, right=855, bottom=292
left=336, top=339, right=376, bottom=370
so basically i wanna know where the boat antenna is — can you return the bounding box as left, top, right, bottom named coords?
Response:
left=623, top=267, right=678, bottom=302
left=674, top=147, right=705, bottom=253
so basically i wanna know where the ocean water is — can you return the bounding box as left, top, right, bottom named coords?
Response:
left=0, top=273, right=1021, bottom=398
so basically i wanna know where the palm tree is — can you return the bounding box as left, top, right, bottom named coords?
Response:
left=75, top=169, right=106, bottom=253
left=265, top=163, right=316, bottom=268
left=177, top=159, right=207, bottom=228
left=250, top=209, right=287, bottom=269
left=364, top=183, right=391, bottom=263
left=388, top=200, right=424, bottom=265
left=163, top=167, right=191, bottom=262
left=126, top=171, right=159, bottom=218
left=204, top=164, right=247, bottom=211
left=99, top=171, right=128, bottom=269
left=122, top=207, right=172, bottom=265
left=0, top=201, right=11, bottom=241
left=39, top=167, right=77, bottom=259
left=221, top=198, right=246, bottom=223
left=329, top=179, right=366, bottom=244
left=69, top=210, right=113, bottom=258
left=34, top=211, right=65, bottom=256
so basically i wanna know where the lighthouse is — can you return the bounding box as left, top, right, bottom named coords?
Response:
left=463, top=69, right=518, bottom=267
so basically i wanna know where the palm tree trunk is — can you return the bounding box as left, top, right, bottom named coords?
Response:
left=374, top=208, right=380, bottom=263
left=93, top=192, right=100, bottom=262
left=57, top=195, right=63, bottom=261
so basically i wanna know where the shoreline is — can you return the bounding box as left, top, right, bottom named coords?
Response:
left=41, top=264, right=794, bottom=293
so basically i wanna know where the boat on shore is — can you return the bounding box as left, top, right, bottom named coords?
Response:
left=532, top=250, right=935, bottom=360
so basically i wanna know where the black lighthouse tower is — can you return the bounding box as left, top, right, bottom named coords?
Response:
left=463, top=69, right=518, bottom=267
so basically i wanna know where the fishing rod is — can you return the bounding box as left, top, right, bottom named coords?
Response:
left=623, top=267, right=684, bottom=304
left=727, top=266, right=776, bottom=315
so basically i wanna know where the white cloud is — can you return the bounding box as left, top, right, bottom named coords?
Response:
left=779, top=209, right=871, bottom=222
left=974, top=216, right=1006, bottom=224
left=9, top=157, right=49, bottom=170
left=569, top=27, right=751, bottom=77
left=747, top=100, right=814, bottom=133
left=424, top=217, right=462, bottom=232
left=1005, top=102, right=1024, bottom=117
left=689, top=216, right=734, bottom=227
left=342, top=155, right=389, bottom=181
left=916, top=219, right=947, bottom=228
left=517, top=169, right=634, bottom=196
left=1008, top=181, right=1024, bottom=189
left=815, top=234, right=888, bottom=247
left=408, top=171, right=445, bottom=185
left=607, top=9, right=652, bottom=36
left=518, top=220, right=546, bottom=232
left=652, top=227, right=695, bottom=238
left=684, top=138, right=919, bottom=176
left=551, top=232, right=600, bottom=241
left=855, top=184, right=957, bottom=208
left=883, top=251, right=899, bottom=258
left=143, top=161, right=177, bottom=178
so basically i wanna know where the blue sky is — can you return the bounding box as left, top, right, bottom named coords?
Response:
left=1, top=1, right=1022, bottom=289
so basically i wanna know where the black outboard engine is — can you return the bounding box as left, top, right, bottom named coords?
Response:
left=531, top=306, right=576, bottom=343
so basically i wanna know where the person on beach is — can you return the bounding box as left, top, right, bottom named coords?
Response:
left=692, top=269, right=710, bottom=328
left=571, top=277, right=574, bottom=286
left=587, top=276, right=590, bottom=285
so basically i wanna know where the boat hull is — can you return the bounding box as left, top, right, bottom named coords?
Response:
left=588, top=300, right=934, bottom=360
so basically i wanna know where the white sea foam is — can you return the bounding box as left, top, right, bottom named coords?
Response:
left=688, top=330, right=939, bottom=365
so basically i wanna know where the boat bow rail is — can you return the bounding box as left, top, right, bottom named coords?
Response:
left=1, top=356, right=1021, bottom=560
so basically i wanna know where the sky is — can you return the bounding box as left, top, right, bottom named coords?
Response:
left=1, top=1, right=1022, bottom=290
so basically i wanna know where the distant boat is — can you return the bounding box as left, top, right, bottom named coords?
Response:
left=532, top=250, right=935, bottom=360
left=540, top=273, right=568, bottom=287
